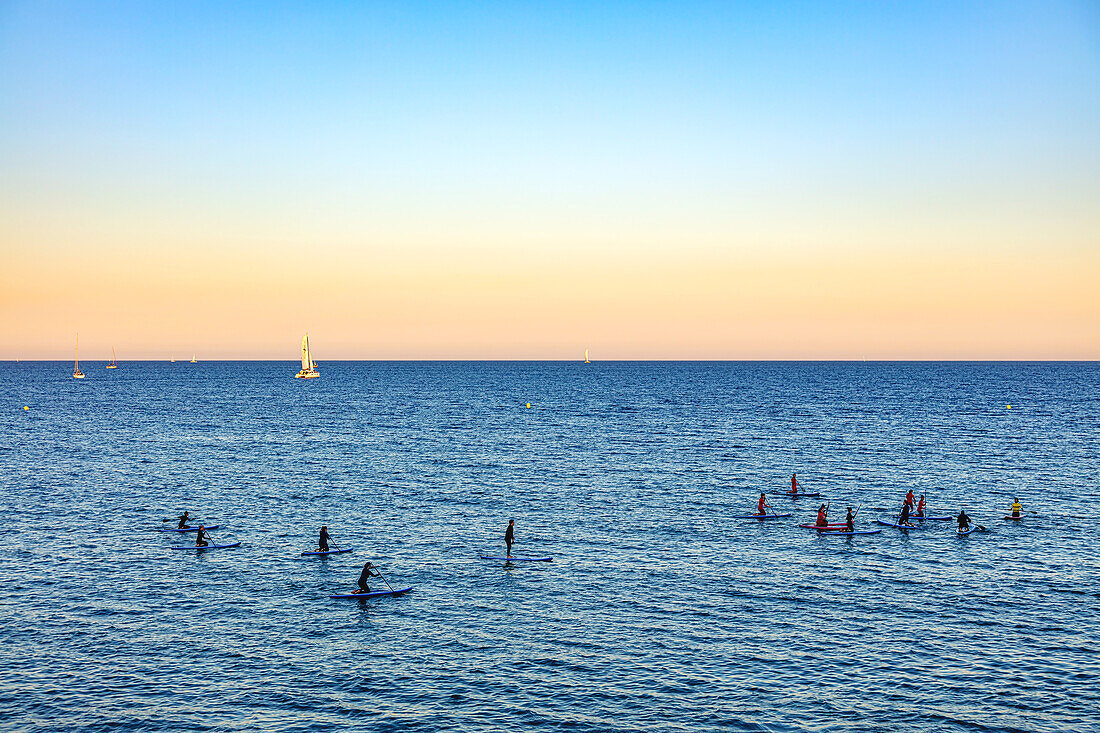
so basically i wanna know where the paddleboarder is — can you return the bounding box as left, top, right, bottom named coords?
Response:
left=357, top=562, right=380, bottom=593
left=898, top=501, right=913, bottom=527
left=177, top=511, right=191, bottom=529
left=957, top=510, right=971, bottom=531
left=194, top=525, right=209, bottom=547
left=815, top=504, right=829, bottom=527
left=318, top=525, right=331, bottom=553
left=505, top=519, right=515, bottom=557
left=915, top=495, right=926, bottom=517
left=1010, top=498, right=1022, bottom=518
left=790, top=473, right=799, bottom=496
left=905, top=490, right=915, bottom=509
left=757, top=493, right=772, bottom=516
left=845, top=507, right=855, bottom=533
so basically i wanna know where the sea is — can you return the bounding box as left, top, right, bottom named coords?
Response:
left=1, top=361, right=1097, bottom=732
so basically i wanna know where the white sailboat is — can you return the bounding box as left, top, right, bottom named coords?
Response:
left=73, top=334, right=85, bottom=379
left=584, top=348, right=591, bottom=364
left=295, top=334, right=319, bottom=379
left=106, top=347, right=118, bottom=369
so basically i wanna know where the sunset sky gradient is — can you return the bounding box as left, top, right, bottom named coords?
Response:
left=2, top=1, right=1098, bottom=359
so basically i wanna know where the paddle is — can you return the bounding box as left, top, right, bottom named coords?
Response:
left=374, top=567, right=397, bottom=593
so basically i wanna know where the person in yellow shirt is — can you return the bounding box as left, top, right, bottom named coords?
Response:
left=1010, top=498, right=1022, bottom=518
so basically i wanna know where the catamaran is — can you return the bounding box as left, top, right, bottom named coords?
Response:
left=190, top=353, right=197, bottom=363
left=584, top=349, right=591, bottom=364
left=73, top=334, right=85, bottom=379
left=106, top=347, right=118, bottom=369
left=295, top=334, right=319, bottom=379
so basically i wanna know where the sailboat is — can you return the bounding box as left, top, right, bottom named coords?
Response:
left=73, top=334, right=85, bottom=379
left=190, top=353, right=197, bottom=363
left=106, top=347, right=118, bottom=369
left=295, top=334, right=319, bottom=379
left=584, top=349, right=591, bottom=364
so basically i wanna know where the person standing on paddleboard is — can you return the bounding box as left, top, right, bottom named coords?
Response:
left=505, top=519, right=515, bottom=557
left=195, top=525, right=209, bottom=547
left=845, top=507, right=855, bottom=533
left=757, top=493, right=771, bottom=516
left=318, top=526, right=331, bottom=553
left=1010, top=498, right=1022, bottom=518
left=957, top=510, right=971, bottom=531
left=357, top=562, right=380, bottom=593
left=816, top=504, right=829, bottom=527
left=898, top=501, right=913, bottom=527
left=791, top=473, right=799, bottom=496
left=905, top=490, right=915, bottom=510
left=916, top=495, right=926, bottom=517
left=177, top=511, right=191, bottom=529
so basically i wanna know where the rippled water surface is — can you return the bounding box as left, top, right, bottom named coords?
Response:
left=1, top=361, right=1098, bottom=732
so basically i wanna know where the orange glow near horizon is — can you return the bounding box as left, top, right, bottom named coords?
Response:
left=3, top=240, right=1097, bottom=360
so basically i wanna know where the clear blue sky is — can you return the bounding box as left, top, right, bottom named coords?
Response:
left=2, top=1, right=1098, bottom=358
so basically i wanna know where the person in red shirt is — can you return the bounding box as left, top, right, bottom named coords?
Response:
left=905, top=490, right=915, bottom=508
left=757, top=493, right=771, bottom=516
left=815, top=504, right=829, bottom=527
left=791, top=473, right=799, bottom=495
left=916, top=495, right=926, bottom=517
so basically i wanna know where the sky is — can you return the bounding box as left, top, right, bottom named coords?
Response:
left=2, top=0, right=1098, bottom=359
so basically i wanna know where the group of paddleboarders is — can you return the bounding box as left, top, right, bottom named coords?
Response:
left=814, top=504, right=856, bottom=532
left=176, top=512, right=211, bottom=547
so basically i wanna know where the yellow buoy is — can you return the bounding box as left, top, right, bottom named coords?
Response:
left=23, top=406, right=29, bottom=411
left=526, top=403, right=531, bottom=409
left=1007, top=405, right=1011, bottom=410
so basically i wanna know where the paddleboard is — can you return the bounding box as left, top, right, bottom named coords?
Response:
left=798, top=523, right=848, bottom=530
left=876, top=520, right=922, bottom=529
left=731, top=513, right=793, bottom=519
left=957, top=527, right=977, bottom=536
left=479, top=556, right=553, bottom=562
left=160, top=525, right=219, bottom=532
left=302, top=548, right=353, bottom=557
left=170, top=542, right=241, bottom=550
left=330, top=587, right=413, bottom=599
left=1004, top=515, right=1023, bottom=521
left=770, top=492, right=822, bottom=499
left=818, top=529, right=883, bottom=536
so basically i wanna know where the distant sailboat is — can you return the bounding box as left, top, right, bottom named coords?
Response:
left=295, top=334, right=319, bottom=379
left=190, top=353, right=197, bottom=363
left=584, top=349, right=591, bottom=364
left=73, top=334, right=85, bottom=379
left=106, top=347, right=118, bottom=369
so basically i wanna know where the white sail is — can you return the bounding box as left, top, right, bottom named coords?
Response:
left=296, top=334, right=319, bottom=378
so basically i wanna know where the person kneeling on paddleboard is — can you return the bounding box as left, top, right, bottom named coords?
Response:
left=816, top=504, right=829, bottom=527
left=898, top=502, right=913, bottom=527
left=178, top=511, right=191, bottom=529
left=757, top=493, right=771, bottom=517
left=845, top=507, right=855, bottom=533
left=1010, top=498, right=1022, bottom=518
left=357, top=562, right=380, bottom=593
left=318, top=525, right=331, bottom=553
left=195, top=525, right=209, bottom=547
left=916, top=495, right=925, bottom=517
left=957, top=511, right=971, bottom=531
left=505, top=519, right=515, bottom=557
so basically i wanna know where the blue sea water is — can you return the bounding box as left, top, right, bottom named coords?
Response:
left=1, top=361, right=1098, bottom=732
